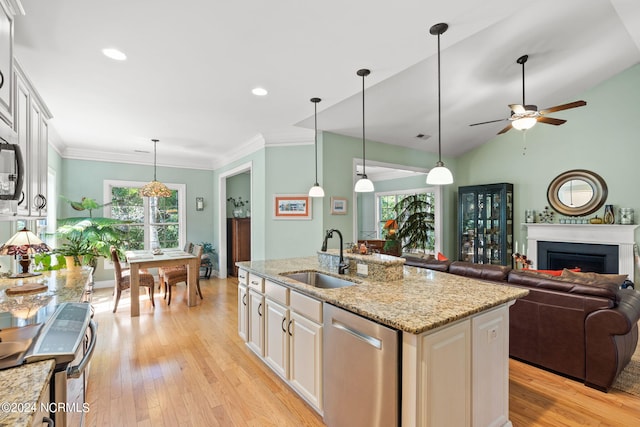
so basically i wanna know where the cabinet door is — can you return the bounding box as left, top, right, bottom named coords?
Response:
left=420, top=319, right=471, bottom=427
left=264, top=298, right=289, bottom=379
left=289, top=311, right=323, bottom=411
left=28, top=101, right=41, bottom=216
left=247, top=289, right=264, bottom=356
left=14, top=76, right=29, bottom=215
left=36, top=116, right=48, bottom=216
left=237, top=284, right=248, bottom=342
left=0, top=3, right=12, bottom=126
left=472, top=306, right=509, bottom=427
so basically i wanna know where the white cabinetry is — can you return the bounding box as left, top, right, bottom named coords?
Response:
left=247, top=273, right=265, bottom=356
left=237, top=269, right=249, bottom=342
left=0, top=0, right=15, bottom=127
left=240, top=276, right=324, bottom=414
left=402, top=303, right=512, bottom=427
left=13, top=61, right=50, bottom=218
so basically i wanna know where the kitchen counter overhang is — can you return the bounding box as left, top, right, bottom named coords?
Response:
left=237, top=256, right=529, bottom=334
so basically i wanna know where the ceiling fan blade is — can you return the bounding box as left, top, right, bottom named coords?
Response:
left=538, top=116, right=566, bottom=126
left=539, top=100, right=586, bottom=115
left=497, top=124, right=513, bottom=135
left=469, top=118, right=508, bottom=127
left=509, top=104, right=525, bottom=114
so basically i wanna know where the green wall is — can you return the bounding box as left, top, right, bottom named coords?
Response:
left=226, top=173, right=250, bottom=218
left=456, top=63, right=640, bottom=257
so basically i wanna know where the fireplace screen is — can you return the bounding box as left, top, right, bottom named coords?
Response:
left=538, top=241, right=618, bottom=274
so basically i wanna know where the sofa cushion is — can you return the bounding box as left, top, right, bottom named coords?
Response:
left=403, top=255, right=450, bottom=272
left=526, top=267, right=580, bottom=277
left=559, top=268, right=628, bottom=286
left=448, top=261, right=511, bottom=282
left=508, top=269, right=619, bottom=302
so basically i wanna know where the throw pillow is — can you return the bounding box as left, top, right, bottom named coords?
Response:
left=527, top=267, right=580, bottom=277
left=560, top=268, right=628, bottom=286
left=437, top=252, right=449, bottom=261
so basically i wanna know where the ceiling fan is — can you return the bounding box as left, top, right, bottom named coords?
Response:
left=469, top=54, right=587, bottom=135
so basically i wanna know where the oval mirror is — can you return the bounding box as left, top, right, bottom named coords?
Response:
left=547, top=169, right=607, bottom=216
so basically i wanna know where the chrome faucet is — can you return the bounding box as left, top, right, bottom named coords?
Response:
left=321, top=229, right=349, bottom=274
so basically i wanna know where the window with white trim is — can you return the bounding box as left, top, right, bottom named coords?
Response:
left=104, top=180, right=186, bottom=250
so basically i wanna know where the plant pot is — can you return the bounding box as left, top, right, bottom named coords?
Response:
left=64, top=255, right=83, bottom=271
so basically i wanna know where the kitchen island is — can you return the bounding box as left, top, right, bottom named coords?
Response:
left=237, top=255, right=529, bottom=427
left=0, top=269, right=93, bottom=427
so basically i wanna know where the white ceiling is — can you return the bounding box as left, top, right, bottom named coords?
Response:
left=12, top=0, right=640, bottom=170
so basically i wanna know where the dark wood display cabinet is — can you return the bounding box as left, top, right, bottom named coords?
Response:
left=458, top=183, right=513, bottom=266
left=227, top=217, right=251, bottom=277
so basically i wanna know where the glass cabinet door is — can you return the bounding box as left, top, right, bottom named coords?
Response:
left=458, top=183, right=513, bottom=266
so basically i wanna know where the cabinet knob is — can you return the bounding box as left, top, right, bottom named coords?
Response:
left=287, top=319, right=293, bottom=336
left=0, top=70, right=4, bottom=89
left=281, top=317, right=287, bottom=333
left=17, top=191, right=25, bottom=206
left=257, top=303, right=262, bottom=317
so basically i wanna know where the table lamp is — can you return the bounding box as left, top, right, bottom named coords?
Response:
left=0, top=227, right=52, bottom=278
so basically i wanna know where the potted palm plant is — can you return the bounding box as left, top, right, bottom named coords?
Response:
left=55, top=196, right=131, bottom=272
left=393, top=194, right=435, bottom=254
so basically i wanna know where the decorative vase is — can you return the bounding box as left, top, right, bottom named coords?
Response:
left=603, top=205, right=614, bottom=224
left=233, top=208, right=243, bottom=218
left=64, top=255, right=83, bottom=271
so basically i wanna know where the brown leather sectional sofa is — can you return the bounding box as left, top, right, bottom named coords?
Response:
left=404, top=257, right=640, bottom=391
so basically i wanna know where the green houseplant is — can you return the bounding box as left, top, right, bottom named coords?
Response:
left=55, top=196, right=131, bottom=271
left=393, top=193, right=435, bottom=254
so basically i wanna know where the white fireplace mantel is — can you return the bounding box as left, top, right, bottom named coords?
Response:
left=525, top=224, right=638, bottom=281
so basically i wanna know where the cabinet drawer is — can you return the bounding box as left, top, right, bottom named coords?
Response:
left=237, top=268, right=248, bottom=286
left=290, top=290, right=322, bottom=323
left=265, top=280, right=289, bottom=305
left=248, top=273, right=264, bottom=292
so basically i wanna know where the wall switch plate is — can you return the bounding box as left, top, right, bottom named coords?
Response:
left=356, top=263, right=368, bottom=277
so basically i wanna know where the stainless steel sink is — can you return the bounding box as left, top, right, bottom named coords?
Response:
left=280, top=271, right=357, bottom=289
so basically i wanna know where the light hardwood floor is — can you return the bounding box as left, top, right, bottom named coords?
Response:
left=85, top=278, right=640, bottom=426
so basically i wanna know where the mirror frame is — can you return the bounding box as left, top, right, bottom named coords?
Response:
left=547, top=169, right=608, bottom=216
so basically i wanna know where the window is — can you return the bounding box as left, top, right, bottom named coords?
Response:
left=376, top=189, right=437, bottom=253
left=104, top=180, right=186, bottom=250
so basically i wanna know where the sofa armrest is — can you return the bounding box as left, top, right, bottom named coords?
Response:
left=449, top=261, right=511, bottom=281
left=584, top=288, right=640, bottom=391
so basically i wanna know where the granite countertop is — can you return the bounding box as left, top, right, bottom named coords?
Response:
left=0, top=269, right=93, bottom=427
left=237, top=257, right=529, bottom=334
left=0, top=360, right=55, bottom=426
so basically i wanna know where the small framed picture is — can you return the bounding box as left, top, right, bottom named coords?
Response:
left=331, top=197, right=348, bottom=215
left=274, top=195, right=312, bottom=220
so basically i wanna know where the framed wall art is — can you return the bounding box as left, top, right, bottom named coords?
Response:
left=274, top=195, right=312, bottom=220
left=331, top=197, right=348, bottom=215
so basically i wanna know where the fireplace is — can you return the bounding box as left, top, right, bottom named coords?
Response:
left=525, top=224, right=638, bottom=281
left=537, top=241, right=618, bottom=274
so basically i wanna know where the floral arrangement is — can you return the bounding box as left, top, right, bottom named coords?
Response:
left=227, top=197, right=247, bottom=208
left=383, top=219, right=398, bottom=240
left=513, top=252, right=533, bottom=269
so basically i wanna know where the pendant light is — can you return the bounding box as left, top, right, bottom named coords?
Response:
left=140, top=139, right=172, bottom=197
left=354, top=68, right=374, bottom=193
left=426, top=23, right=454, bottom=186
left=308, top=97, right=325, bottom=198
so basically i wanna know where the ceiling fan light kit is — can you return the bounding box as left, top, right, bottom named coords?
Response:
left=470, top=54, right=587, bottom=135
left=355, top=68, right=375, bottom=193
left=426, top=22, right=454, bottom=186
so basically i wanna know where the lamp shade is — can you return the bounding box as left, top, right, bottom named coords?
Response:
left=354, top=176, right=375, bottom=193
left=0, top=227, right=51, bottom=256
left=309, top=184, right=325, bottom=198
left=426, top=162, right=454, bottom=185
left=512, top=117, right=537, bottom=131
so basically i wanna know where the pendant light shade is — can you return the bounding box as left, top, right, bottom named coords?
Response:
left=426, top=23, right=454, bottom=186
left=140, top=139, right=172, bottom=198
left=308, top=97, right=325, bottom=198
left=355, top=68, right=374, bottom=193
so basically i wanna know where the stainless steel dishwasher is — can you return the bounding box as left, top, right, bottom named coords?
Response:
left=323, top=303, right=400, bottom=427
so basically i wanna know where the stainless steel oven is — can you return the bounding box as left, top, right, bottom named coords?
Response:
left=25, top=302, right=97, bottom=427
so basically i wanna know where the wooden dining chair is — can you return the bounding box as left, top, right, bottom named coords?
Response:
left=158, top=242, right=193, bottom=293
left=111, top=246, right=156, bottom=313
left=162, top=244, right=203, bottom=305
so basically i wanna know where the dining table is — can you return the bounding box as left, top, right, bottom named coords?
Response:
left=125, top=248, right=199, bottom=317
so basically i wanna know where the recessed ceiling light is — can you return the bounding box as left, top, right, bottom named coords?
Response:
left=102, top=48, right=127, bottom=61
left=252, top=87, right=268, bottom=96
